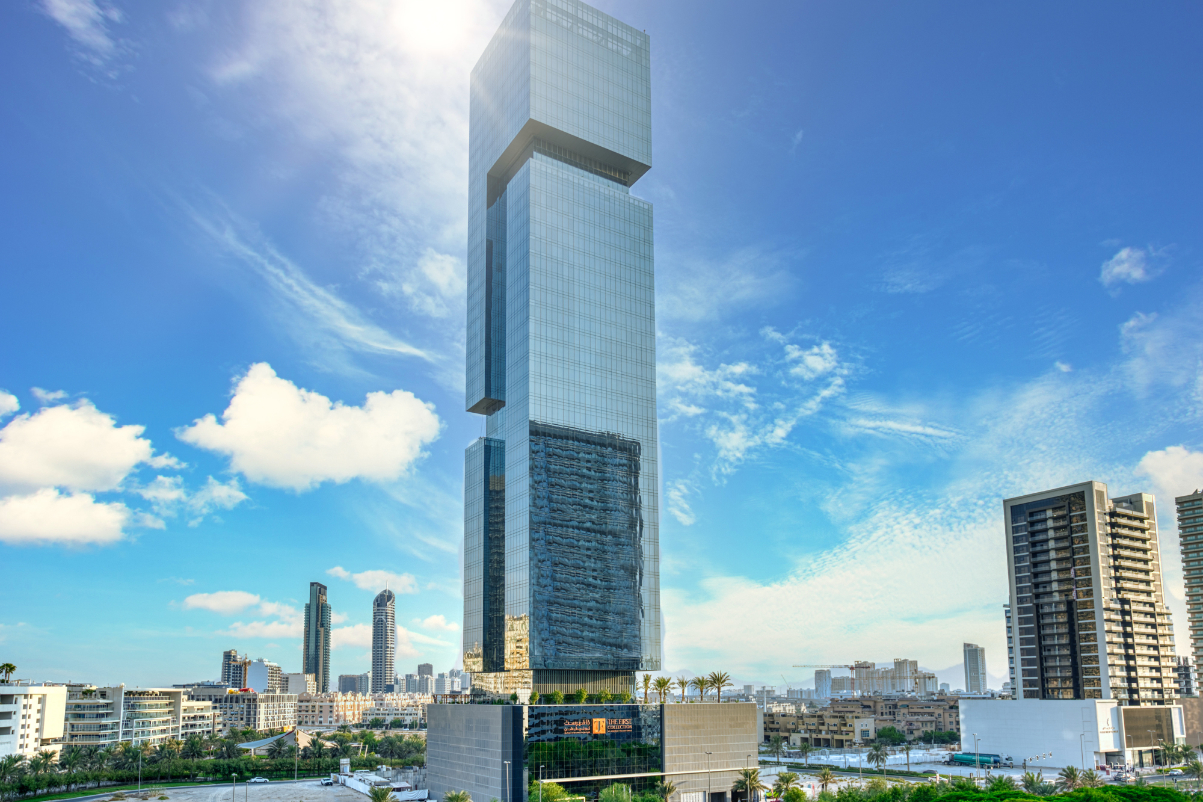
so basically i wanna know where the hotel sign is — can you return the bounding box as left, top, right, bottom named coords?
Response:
left=562, top=717, right=634, bottom=737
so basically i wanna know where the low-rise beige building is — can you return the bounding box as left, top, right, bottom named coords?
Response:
left=187, top=687, right=295, bottom=733
left=297, top=692, right=431, bottom=728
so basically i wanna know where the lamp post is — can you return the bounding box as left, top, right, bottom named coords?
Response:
left=706, top=752, right=713, bottom=802
left=540, top=765, right=545, bottom=802
left=504, top=760, right=511, bottom=802
left=231, top=774, right=237, bottom=802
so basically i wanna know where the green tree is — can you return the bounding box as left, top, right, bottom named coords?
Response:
left=654, top=779, right=677, bottom=802
left=900, top=743, right=912, bottom=772
left=641, top=674, right=653, bottom=704
left=369, top=787, right=397, bottom=802
left=795, top=741, right=813, bottom=766
left=1020, top=772, right=1044, bottom=794
left=267, top=738, right=288, bottom=759
left=781, top=789, right=805, bottom=802
left=816, top=768, right=835, bottom=794
left=772, top=772, right=799, bottom=797
left=707, top=672, right=732, bottom=703
left=732, top=768, right=768, bottom=802
left=0, top=663, right=15, bottom=682
left=987, top=776, right=1016, bottom=792
left=1055, top=766, right=1081, bottom=791
left=866, top=744, right=888, bottom=776
left=443, top=791, right=472, bottom=802
left=766, top=735, right=785, bottom=763
left=618, top=691, right=632, bottom=703
left=599, top=784, right=632, bottom=802
left=874, top=726, right=905, bottom=746
left=368, top=718, right=385, bottom=729
left=530, top=691, right=540, bottom=704
left=653, top=677, right=673, bottom=704
left=0, top=754, right=24, bottom=785
left=675, top=677, right=689, bottom=703
left=1080, top=770, right=1104, bottom=788
left=391, top=718, right=404, bottom=729
left=530, top=780, right=569, bottom=802
left=510, top=692, right=519, bottom=703
left=689, top=676, right=708, bottom=702
left=573, top=688, right=588, bottom=704
left=550, top=690, right=565, bottom=704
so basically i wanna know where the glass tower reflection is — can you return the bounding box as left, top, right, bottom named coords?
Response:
left=463, top=0, right=660, bottom=697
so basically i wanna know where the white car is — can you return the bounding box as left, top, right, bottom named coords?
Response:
left=249, top=778, right=270, bottom=783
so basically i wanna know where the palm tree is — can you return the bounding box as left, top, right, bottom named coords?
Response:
left=816, top=768, right=835, bottom=794
left=0, top=755, right=24, bottom=785
left=707, top=673, right=733, bottom=703
left=443, top=792, right=472, bottom=802
left=369, top=787, right=397, bottom=802
left=676, top=677, right=689, bottom=703
left=733, top=768, right=768, bottom=802
left=795, top=741, right=812, bottom=767
left=268, top=737, right=288, bottom=759
left=987, top=776, right=1017, bottom=792
left=1056, top=766, right=1082, bottom=791
left=1021, top=772, right=1044, bottom=794
left=772, top=772, right=799, bottom=798
left=766, top=735, right=785, bottom=764
left=641, top=674, right=653, bottom=704
left=0, top=663, right=16, bottom=683
left=689, top=676, right=709, bottom=702
left=867, top=744, right=888, bottom=778
left=1080, top=770, right=1104, bottom=788
left=654, top=779, right=677, bottom=802
left=58, top=745, right=83, bottom=775
left=901, top=743, right=912, bottom=773
left=653, top=677, right=672, bottom=704
left=1186, top=759, right=1203, bottom=791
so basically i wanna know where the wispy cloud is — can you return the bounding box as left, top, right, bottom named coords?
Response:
left=183, top=205, right=434, bottom=367
left=39, top=0, right=122, bottom=66
left=658, top=247, right=798, bottom=323
left=328, top=566, right=418, bottom=594
left=1100, top=245, right=1166, bottom=292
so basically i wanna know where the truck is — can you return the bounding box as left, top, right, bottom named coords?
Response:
left=943, top=752, right=1014, bottom=768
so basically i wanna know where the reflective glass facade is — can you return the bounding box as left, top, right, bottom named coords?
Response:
left=464, top=0, right=660, bottom=696
left=527, top=704, right=662, bottom=797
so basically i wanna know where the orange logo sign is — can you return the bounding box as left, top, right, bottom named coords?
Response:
left=592, top=718, right=606, bottom=734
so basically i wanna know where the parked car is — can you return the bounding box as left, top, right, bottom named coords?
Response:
left=249, top=778, right=270, bottom=783
left=321, top=779, right=334, bottom=787
left=1168, top=770, right=1184, bottom=777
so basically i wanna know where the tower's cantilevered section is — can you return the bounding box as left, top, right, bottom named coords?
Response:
left=463, top=0, right=660, bottom=698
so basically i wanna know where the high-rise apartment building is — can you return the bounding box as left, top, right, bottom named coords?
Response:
left=461, top=0, right=660, bottom=701
left=1177, top=490, right=1203, bottom=670
left=417, top=664, right=433, bottom=678
left=1005, top=481, right=1177, bottom=704
left=1174, top=656, right=1197, bottom=697
left=1004, top=604, right=1016, bottom=695
left=963, top=643, right=987, bottom=693
left=283, top=673, right=316, bottom=695
left=814, top=670, right=832, bottom=698
left=221, top=649, right=248, bottom=687
left=372, top=589, right=396, bottom=693
left=338, top=673, right=371, bottom=695
left=303, top=582, right=332, bottom=693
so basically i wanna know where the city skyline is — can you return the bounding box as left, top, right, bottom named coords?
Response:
left=1, top=0, right=1202, bottom=689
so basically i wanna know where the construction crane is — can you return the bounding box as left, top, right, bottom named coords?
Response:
left=793, top=664, right=860, bottom=695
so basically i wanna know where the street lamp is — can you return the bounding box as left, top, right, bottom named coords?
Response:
left=706, top=752, right=713, bottom=802
left=231, top=774, right=237, bottom=802
left=504, top=760, right=511, bottom=802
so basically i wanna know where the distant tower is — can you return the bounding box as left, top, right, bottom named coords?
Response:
left=963, top=643, right=987, bottom=694
left=372, top=589, right=396, bottom=693
left=303, top=582, right=332, bottom=693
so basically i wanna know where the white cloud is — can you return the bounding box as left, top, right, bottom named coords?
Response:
left=332, top=623, right=372, bottom=649
left=1055, top=361, right=1073, bottom=373
left=1137, top=446, right=1203, bottom=504
left=0, top=489, right=129, bottom=546
left=200, top=0, right=505, bottom=332
left=0, top=393, right=18, bottom=417
left=659, top=247, right=796, bottom=323
left=0, top=400, right=177, bottom=494
left=784, top=342, right=840, bottom=380
left=226, top=619, right=303, bottom=639
left=328, top=566, right=419, bottom=594
left=414, top=615, right=459, bottom=632
left=39, top=0, right=120, bottom=62
left=137, top=475, right=248, bottom=525
left=1100, top=246, right=1162, bottom=290
left=31, top=388, right=68, bottom=403
left=666, top=479, right=697, bottom=526
left=183, top=590, right=261, bottom=614
left=177, top=363, right=441, bottom=491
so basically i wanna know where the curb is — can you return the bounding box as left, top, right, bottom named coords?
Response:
left=28, top=779, right=329, bottom=802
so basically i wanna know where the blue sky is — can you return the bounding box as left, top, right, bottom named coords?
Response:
left=2, top=0, right=1202, bottom=691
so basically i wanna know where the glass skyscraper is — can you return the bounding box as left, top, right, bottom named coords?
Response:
left=462, top=0, right=660, bottom=698
left=303, top=581, right=332, bottom=693
left=372, top=588, right=396, bottom=693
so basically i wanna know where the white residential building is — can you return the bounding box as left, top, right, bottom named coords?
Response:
left=63, top=685, right=125, bottom=748
left=246, top=659, right=284, bottom=693
left=284, top=673, right=317, bottom=695
left=0, top=683, right=66, bottom=757
left=186, top=687, right=295, bottom=733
